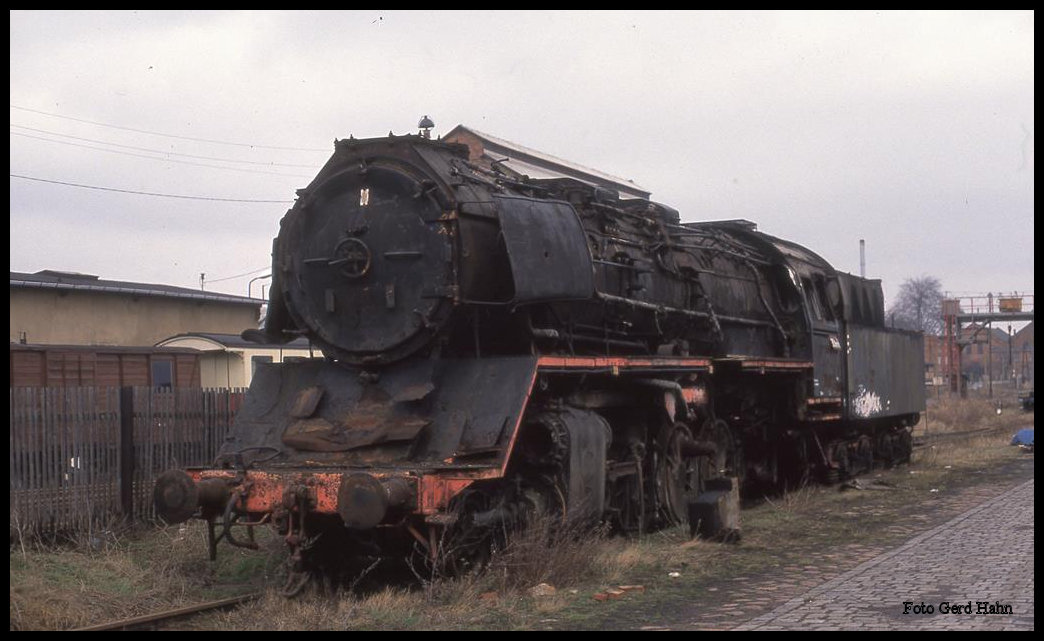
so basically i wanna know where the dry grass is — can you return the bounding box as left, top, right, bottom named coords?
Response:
left=10, top=508, right=617, bottom=630
left=759, top=483, right=819, bottom=513
left=480, top=513, right=610, bottom=593
left=921, top=390, right=1030, bottom=435
left=9, top=520, right=283, bottom=630
left=11, top=396, right=1033, bottom=630
left=595, top=539, right=649, bottom=583
left=915, top=391, right=1031, bottom=469
left=210, top=582, right=506, bottom=630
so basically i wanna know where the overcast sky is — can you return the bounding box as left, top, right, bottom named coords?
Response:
left=10, top=10, right=1034, bottom=311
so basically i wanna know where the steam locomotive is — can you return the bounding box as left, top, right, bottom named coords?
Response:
left=155, top=131, right=924, bottom=590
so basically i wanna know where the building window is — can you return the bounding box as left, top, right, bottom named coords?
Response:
left=151, top=360, right=174, bottom=389
left=252, top=355, right=273, bottom=377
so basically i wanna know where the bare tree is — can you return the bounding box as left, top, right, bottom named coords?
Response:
left=887, top=276, right=944, bottom=335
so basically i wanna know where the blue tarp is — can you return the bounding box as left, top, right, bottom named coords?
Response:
left=1010, top=428, right=1034, bottom=446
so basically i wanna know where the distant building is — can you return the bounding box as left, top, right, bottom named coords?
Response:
left=442, top=125, right=651, bottom=200
left=156, top=333, right=315, bottom=388
left=10, top=270, right=262, bottom=347
left=958, top=323, right=1032, bottom=384
left=1013, top=321, right=1034, bottom=385
left=923, top=334, right=945, bottom=385
left=921, top=320, right=1033, bottom=388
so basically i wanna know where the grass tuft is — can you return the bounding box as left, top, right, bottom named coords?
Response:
left=10, top=392, right=1033, bottom=630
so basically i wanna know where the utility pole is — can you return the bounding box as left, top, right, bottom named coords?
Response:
left=987, top=293, right=993, bottom=399
left=1008, top=324, right=1014, bottom=388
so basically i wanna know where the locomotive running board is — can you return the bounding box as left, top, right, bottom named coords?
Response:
left=537, top=355, right=712, bottom=374
left=712, top=356, right=813, bottom=373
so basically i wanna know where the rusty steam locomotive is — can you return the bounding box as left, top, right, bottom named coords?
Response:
left=155, top=131, right=924, bottom=590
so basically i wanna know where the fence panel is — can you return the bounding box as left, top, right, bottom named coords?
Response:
left=10, top=386, right=243, bottom=536
left=130, top=387, right=241, bottom=520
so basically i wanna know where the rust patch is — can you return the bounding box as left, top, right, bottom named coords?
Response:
left=289, top=386, right=324, bottom=418
left=188, top=469, right=500, bottom=517
left=282, top=383, right=431, bottom=452
left=189, top=470, right=351, bottom=515
left=681, top=385, right=707, bottom=406
left=391, top=382, right=435, bottom=402
left=283, top=415, right=429, bottom=451
left=283, top=417, right=340, bottom=450
left=418, top=476, right=474, bottom=514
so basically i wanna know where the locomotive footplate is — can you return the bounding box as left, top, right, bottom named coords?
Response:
left=712, top=356, right=813, bottom=374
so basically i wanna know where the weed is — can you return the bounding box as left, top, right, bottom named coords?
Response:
left=481, top=512, right=609, bottom=594
left=10, top=413, right=1032, bottom=630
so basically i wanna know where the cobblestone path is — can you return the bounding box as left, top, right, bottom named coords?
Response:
left=734, top=479, right=1034, bottom=630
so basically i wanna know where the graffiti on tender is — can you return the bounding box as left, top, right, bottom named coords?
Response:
left=853, top=386, right=883, bottom=417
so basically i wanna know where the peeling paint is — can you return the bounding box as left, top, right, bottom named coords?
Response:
left=853, top=386, right=882, bottom=417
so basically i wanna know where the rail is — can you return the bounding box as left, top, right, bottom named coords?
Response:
left=70, top=592, right=261, bottom=631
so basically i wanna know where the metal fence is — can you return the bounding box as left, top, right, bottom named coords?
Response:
left=10, top=386, right=244, bottom=536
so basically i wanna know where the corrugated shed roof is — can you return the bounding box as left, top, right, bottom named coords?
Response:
left=444, top=125, right=650, bottom=199
left=9, top=342, right=201, bottom=355
left=10, top=270, right=262, bottom=306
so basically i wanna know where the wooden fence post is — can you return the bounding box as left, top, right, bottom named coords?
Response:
left=119, top=386, right=135, bottom=519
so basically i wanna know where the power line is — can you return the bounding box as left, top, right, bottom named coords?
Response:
left=12, top=124, right=319, bottom=168
left=10, top=173, right=293, bottom=203
left=12, top=131, right=313, bottom=179
left=10, top=104, right=329, bottom=153
left=206, top=267, right=271, bottom=283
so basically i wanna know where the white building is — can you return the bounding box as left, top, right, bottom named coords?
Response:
left=156, top=332, right=315, bottom=388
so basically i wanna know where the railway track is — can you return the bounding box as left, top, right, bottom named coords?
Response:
left=61, top=424, right=1028, bottom=629
left=71, top=592, right=261, bottom=631
left=914, top=423, right=1023, bottom=446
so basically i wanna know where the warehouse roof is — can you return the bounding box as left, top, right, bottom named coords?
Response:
left=10, top=270, right=262, bottom=306
left=443, top=125, right=651, bottom=199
